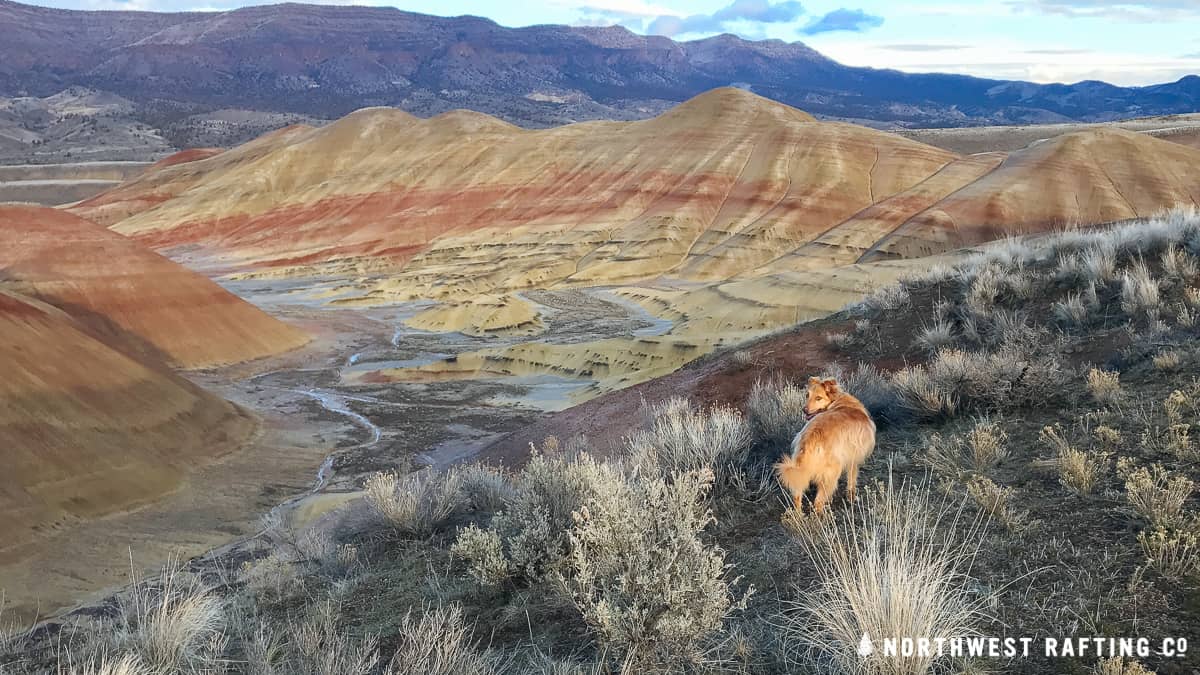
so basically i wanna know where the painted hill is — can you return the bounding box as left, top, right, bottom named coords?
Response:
left=0, top=289, right=256, bottom=561
left=0, top=205, right=308, bottom=368
left=76, top=88, right=957, bottom=290
left=77, top=89, right=1200, bottom=302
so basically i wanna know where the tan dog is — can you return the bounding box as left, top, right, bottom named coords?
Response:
left=775, top=377, right=876, bottom=512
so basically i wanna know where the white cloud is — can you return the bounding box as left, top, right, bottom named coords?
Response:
left=1006, top=0, right=1200, bottom=22
left=813, top=38, right=1200, bottom=86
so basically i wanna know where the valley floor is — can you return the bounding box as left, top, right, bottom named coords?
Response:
left=0, top=277, right=669, bottom=626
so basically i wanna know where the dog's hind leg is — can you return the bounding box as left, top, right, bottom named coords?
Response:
left=846, top=463, right=860, bottom=503
left=812, top=468, right=840, bottom=513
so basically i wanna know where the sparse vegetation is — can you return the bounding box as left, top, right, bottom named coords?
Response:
left=563, top=468, right=749, bottom=670
left=627, top=397, right=752, bottom=488
left=365, top=468, right=465, bottom=538
left=784, top=478, right=989, bottom=674
left=13, top=209, right=1200, bottom=674
left=1086, top=368, right=1123, bottom=407
left=1120, top=461, right=1194, bottom=529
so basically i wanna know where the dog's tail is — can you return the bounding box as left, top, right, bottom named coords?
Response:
left=774, top=453, right=810, bottom=501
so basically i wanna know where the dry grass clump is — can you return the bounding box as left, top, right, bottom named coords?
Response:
left=1119, top=460, right=1194, bottom=529
left=364, top=468, right=465, bottom=538
left=858, top=283, right=910, bottom=314
left=1093, top=656, right=1157, bottom=675
left=1120, top=260, right=1161, bottom=318
left=730, top=349, right=755, bottom=368
left=1153, top=350, right=1184, bottom=372
left=1052, top=291, right=1091, bottom=327
left=784, top=478, right=988, bottom=675
left=1085, top=368, right=1123, bottom=408
left=891, top=345, right=1068, bottom=421
left=563, top=468, right=750, bottom=671
left=1137, top=527, right=1200, bottom=582
left=109, top=560, right=226, bottom=674
left=282, top=600, right=379, bottom=675
left=745, top=379, right=807, bottom=449
left=383, top=605, right=496, bottom=675
left=57, top=655, right=151, bottom=675
left=1041, top=426, right=1103, bottom=495
left=1159, top=245, right=1198, bottom=280
left=1080, top=242, right=1118, bottom=283
left=915, top=320, right=955, bottom=353
left=918, top=417, right=1009, bottom=478
left=627, top=396, right=751, bottom=488
left=1186, top=287, right=1200, bottom=309
left=826, top=319, right=875, bottom=353
left=965, top=476, right=1030, bottom=533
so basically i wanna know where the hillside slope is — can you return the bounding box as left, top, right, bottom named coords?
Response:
left=0, top=289, right=256, bottom=561
left=0, top=205, right=308, bottom=368
left=1, top=0, right=1198, bottom=127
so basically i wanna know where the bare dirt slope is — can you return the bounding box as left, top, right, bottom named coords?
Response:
left=0, top=204, right=308, bottom=368
left=0, top=289, right=256, bottom=564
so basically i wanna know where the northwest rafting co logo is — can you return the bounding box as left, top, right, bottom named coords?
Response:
left=852, top=634, right=1189, bottom=659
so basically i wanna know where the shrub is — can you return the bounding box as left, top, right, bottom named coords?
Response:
left=562, top=468, right=749, bottom=671
left=1086, top=368, right=1123, bottom=408
left=364, top=468, right=465, bottom=538
left=454, top=450, right=624, bottom=584
left=459, top=463, right=513, bottom=513
left=240, top=553, right=303, bottom=604
left=821, top=363, right=902, bottom=424
left=384, top=605, right=496, bottom=675
left=111, top=560, right=225, bottom=674
left=785, top=478, right=989, bottom=675
left=1042, top=424, right=1104, bottom=495
left=963, top=417, right=1009, bottom=469
left=892, top=346, right=1068, bottom=421
left=746, top=379, right=807, bottom=449
left=1121, top=462, right=1194, bottom=528
left=451, top=525, right=510, bottom=586
left=1138, top=527, right=1200, bottom=582
left=891, top=366, right=957, bottom=420
left=627, top=397, right=752, bottom=490
left=1094, top=656, right=1156, bottom=675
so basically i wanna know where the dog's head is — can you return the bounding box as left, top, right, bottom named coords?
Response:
left=805, top=377, right=840, bottom=418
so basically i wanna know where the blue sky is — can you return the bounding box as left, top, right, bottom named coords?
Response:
left=41, top=0, right=1200, bottom=86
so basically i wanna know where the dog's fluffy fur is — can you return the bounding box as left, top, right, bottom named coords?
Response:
left=775, top=376, right=876, bottom=512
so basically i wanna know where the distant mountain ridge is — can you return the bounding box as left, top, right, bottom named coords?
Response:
left=1, top=0, right=1197, bottom=128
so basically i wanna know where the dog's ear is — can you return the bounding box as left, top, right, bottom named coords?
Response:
left=822, top=378, right=840, bottom=395
left=808, top=376, right=822, bottom=388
